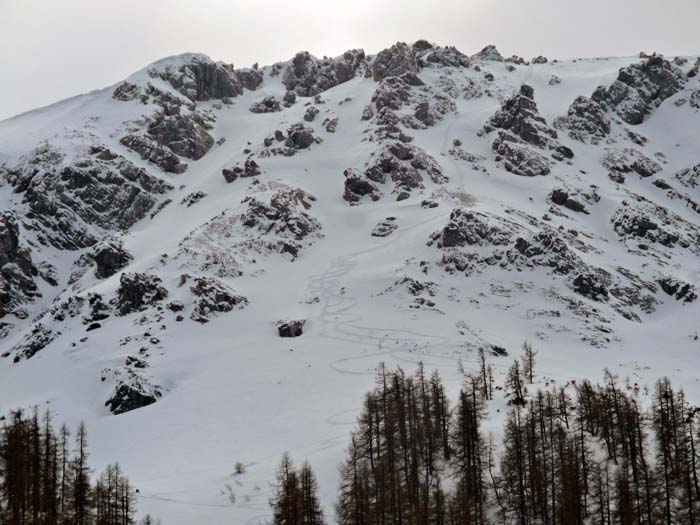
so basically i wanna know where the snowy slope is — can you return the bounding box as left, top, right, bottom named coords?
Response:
left=0, top=43, right=699, bottom=523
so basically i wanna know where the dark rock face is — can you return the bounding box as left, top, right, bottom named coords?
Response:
left=532, top=56, right=549, bottom=64
left=91, top=239, right=132, bottom=279
left=658, top=277, right=697, bottom=303
left=573, top=273, right=609, bottom=301
left=116, top=273, right=168, bottom=315
left=4, top=145, right=172, bottom=250
left=146, top=113, right=214, bottom=161
left=484, top=85, right=572, bottom=175
left=437, top=209, right=512, bottom=248
left=0, top=213, right=39, bottom=318
left=105, top=382, right=159, bottom=415
left=371, top=217, right=398, bottom=237
left=249, top=96, right=281, bottom=113
left=372, top=42, right=419, bottom=81
left=277, top=320, right=305, bottom=337
left=343, top=169, right=381, bottom=204
left=189, top=276, right=247, bottom=323
left=566, top=96, right=611, bottom=143
left=550, top=189, right=588, bottom=213
left=119, top=134, right=187, bottom=174
left=151, top=56, right=262, bottom=101
left=592, top=56, right=686, bottom=124
left=283, top=49, right=366, bottom=96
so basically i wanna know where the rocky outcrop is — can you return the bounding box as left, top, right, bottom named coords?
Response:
left=222, top=159, right=261, bottom=183
left=90, top=239, right=132, bottom=279
left=573, top=273, right=608, bottom=301
left=676, top=164, right=700, bottom=188
left=433, top=209, right=513, bottom=248
left=484, top=85, right=573, bottom=159
left=4, top=144, right=172, bottom=249
left=249, top=96, right=281, bottom=113
left=371, top=217, right=398, bottom=237
left=121, top=109, right=214, bottom=173
left=115, top=273, right=168, bottom=315
left=491, top=133, right=552, bottom=177
left=146, top=113, right=214, bottom=161
left=612, top=210, right=679, bottom=247
left=372, top=42, right=419, bottom=81
left=343, top=169, right=382, bottom=205
left=149, top=55, right=262, bottom=101
left=119, top=135, right=187, bottom=174
left=566, top=96, right=611, bottom=143
left=550, top=189, right=588, bottom=214
left=359, top=142, right=446, bottom=200
left=189, top=276, right=248, bottom=323
left=303, top=106, right=320, bottom=122
left=7, top=323, right=55, bottom=362
left=603, top=148, right=662, bottom=181
left=283, top=49, right=366, bottom=96
left=180, top=191, right=207, bottom=207
left=106, top=379, right=160, bottom=415
left=284, top=123, right=317, bottom=150
left=658, top=277, right=697, bottom=304
left=277, top=320, right=305, bottom=337
left=473, top=45, right=504, bottom=62
left=592, top=56, right=686, bottom=125
left=413, top=41, right=470, bottom=68
left=0, top=213, right=39, bottom=318
left=484, top=85, right=573, bottom=176
left=239, top=188, right=321, bottom=258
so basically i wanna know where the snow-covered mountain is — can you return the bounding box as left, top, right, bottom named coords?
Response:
left=1, top=41, right=699, bottom=523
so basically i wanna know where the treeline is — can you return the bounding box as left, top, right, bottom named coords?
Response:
left=0, top=408, right=158, bottom=525
left=273, top=347, right=700, bottom=524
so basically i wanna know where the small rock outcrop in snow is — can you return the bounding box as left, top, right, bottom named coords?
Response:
left=116, top=273, right=169, bottom=315
left=277, top=320, right=305, bottom=337
left=592, top=55, right=686, bottom=125
left=90, top=239, right=132, bottom=279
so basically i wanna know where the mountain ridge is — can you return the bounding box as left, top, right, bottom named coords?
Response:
left=0, top=40, right=699, bottom=523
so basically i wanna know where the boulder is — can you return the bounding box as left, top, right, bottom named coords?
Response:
left=277, top=320, right=305, bottom=337
left=106, top=382, right=159, bottom=415
left=371, top=217, right=398, bottom=237
left=91, top=239, right=132, bottom=279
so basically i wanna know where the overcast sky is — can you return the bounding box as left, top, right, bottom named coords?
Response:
left=1, top=0, right=699, bottom=121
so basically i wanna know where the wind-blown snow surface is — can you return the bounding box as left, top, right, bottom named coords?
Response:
left=1, top=45, right=699, bottom=523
